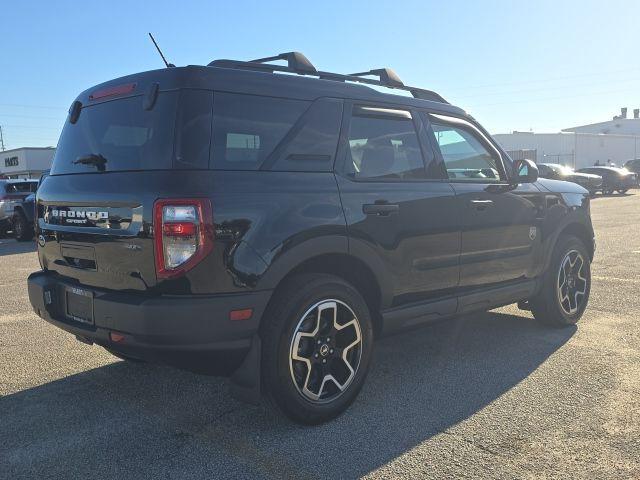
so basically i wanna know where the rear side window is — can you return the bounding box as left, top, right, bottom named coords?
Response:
left=345, top=109, right=426, bottom=180
left=52, top=92, right=179, bottom=174
left=210, top=93, right=309, bottom=170
left=268, top=98, right=343, bottom=172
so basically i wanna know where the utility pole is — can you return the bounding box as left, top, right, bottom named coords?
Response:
left=0, top=125, right=5, bottom=152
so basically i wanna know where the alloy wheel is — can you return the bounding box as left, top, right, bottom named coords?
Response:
left=557, top=249, right=588, bottom=315
left=289, top=299, right=362, bottom=403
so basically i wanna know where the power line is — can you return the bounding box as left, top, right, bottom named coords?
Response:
left=0, top=103, right=67, bottom=110
left=452, top=76, right=640, bottom=100
left=1, top=124, right=61, bottom=130
left=466, top=85, right=640, bottom=108
left=0, top=113, right=64, bottom=120
left=442, top=65, right=640, bottom=93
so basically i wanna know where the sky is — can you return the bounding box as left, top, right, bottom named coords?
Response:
left=2, top=0, right=640, bottom=150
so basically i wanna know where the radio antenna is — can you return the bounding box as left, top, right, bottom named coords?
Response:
left=148, top=33, right=175, bottom=68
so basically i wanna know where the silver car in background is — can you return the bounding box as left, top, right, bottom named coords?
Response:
left=0, top=179, right=39, bottom=236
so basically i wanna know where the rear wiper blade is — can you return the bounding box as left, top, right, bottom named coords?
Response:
left=74, top=153, right=107, bottom=172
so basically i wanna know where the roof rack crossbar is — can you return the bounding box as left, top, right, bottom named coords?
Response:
left=349, top=68, right=405, bottom=88
left=248, top=51, right=317, bottom=73
left=208, top=52, right=449, bottom=104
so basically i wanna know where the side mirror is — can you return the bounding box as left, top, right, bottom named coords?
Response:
left=512, top=158, right=538, bottom=184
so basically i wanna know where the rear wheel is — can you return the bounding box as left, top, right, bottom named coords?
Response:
left=530, top=235, right=591, bottom=327
left=261, top=273, right=373, bottom=424
left=12, top=211, right=33, bottom=241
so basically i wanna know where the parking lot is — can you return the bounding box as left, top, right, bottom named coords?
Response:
left=0, top=193, right=638, bottom=479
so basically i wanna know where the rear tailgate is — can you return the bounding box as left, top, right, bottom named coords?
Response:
left=38, top=71, right=214, bottom=292
left=37, top=172, right=158, bottom=292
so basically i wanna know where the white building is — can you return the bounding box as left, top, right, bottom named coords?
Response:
left=493, top=108, right=640, bottom=169
left=563, top=107, right=640, bottom=136
left=0, top=147, right=55, bottom=179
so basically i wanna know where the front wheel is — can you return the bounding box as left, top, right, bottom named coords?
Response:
left=261, top=273, right=374, bottom=424
left=530, top=235, right=591, bottom=327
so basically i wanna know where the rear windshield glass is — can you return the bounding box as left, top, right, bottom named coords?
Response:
left=50, top=90, right=213, bottom=174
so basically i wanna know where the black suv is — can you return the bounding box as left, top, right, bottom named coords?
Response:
left=28, top=52, right=595, bottom=424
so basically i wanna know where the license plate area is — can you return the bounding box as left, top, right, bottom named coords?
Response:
left=65, top=287, right=94, bottom=325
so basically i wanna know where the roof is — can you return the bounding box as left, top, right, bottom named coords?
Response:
left=73, top=56, right=467, bottom=118
left=563, top=118, right=640, bottom=135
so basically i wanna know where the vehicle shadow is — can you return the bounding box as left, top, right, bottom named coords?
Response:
left=0, top=239, right=36, bottom=257
left=0, top=311, right=574, bottom=479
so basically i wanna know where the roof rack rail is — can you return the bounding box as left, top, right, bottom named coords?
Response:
left=207, top=51, right=449, bottom=104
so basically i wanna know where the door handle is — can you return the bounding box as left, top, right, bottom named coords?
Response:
left=363, top=203, right=400, bottom=216
left=470, top=199, right=494, bottom=211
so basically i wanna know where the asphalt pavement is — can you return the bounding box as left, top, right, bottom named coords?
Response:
left=1, top=192, right=639, bottom=479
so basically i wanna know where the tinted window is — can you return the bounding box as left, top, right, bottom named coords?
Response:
left=269, top=98, right=342, bottom=172
left=174, top=89, right=213, bottom=169
left=51, top=92, right=178, bottom=174
left=211, top=93, right=309, bottom=170
left=345, top=110, right=426, bottom=180
left=6, top=182, right=38, bottom=193
left=430, top=121, right=501, bottom=182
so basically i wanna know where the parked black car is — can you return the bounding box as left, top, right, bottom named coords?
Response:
left=27, top=52, right=595, bottom=424
left=0, top=179, right=38, bottom=237
left=622, top=159, right=640, bottom=186
left=537, top=163, right=602, bottom=195
left=623, top=159, right=640, bottom=174
left=576, top=166, right=637, bottom=194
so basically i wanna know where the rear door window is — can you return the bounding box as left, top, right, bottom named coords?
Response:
left=343, top=107, right=428, bottom=180
left=210, top=93, right=309, bottom=170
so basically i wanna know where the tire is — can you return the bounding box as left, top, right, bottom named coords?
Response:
left=104, top=347, right=146, bottom=363
left=12, top=211, right=33, bottom=241
left=530, top=234, right=591, bottom=327
left=617, top=189, right=628, bottom=194
left=261, top=273, right=374, bottom=424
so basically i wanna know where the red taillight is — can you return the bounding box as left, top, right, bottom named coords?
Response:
left=153, top=199, right=214, bottom=279
left=163, top=222, right=196, bottom=237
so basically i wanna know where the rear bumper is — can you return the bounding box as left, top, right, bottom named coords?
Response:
left=28, top=271, right=271, bottom=372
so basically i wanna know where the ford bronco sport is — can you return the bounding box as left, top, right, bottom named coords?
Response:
left=28, top=52, right=595, bottom=424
